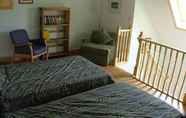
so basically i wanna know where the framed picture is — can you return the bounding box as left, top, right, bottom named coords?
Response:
left=19, top=0, right=33, bottom=4
left=109, top=0, right=121, bottom=13
left=0, top=0, right=13, bottom=9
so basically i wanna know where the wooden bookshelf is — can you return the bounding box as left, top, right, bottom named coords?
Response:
left=40, top=6, right=70, bottom=57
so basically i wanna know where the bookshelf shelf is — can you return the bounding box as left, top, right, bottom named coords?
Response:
left=43, top=24, right=69, bottom=27
left=40, top=6, right=70, bottom=57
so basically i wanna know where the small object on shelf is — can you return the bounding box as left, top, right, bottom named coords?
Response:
left=61, top=16, right=64, bottom=24
left=43, top=30, right=49, bottom=41
left=40, top=6, right=70, bottom=57
left=59, top=16, right=62, bottom=24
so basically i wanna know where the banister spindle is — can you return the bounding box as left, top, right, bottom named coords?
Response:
left=133, top=36, right=143, bottom=77
left=139, top=41, right=147, bottom=81
left=147, top=44, right=157, bottom=84
left=124, top=32, right=129, bottom=62
left=125, top=31, right=131, bottom=62
left=172, top=53, right=185, bottom=98
left=162, top=49, right=173, bottom=92
left=167, top=51, right=179, bottom=95
left=114, top=28, right=121, bottom=65
left=157, top=48, right=167, bottom=89
left=118, top=31, right=122, bottom=62
left=152, top=46, right=162, bottom=87
left=178, top=72, right=186, bottom=100
left=122, top=32, right=126, bottom=62
left=143, top=42, right=152, bottom=82
left=119, top=31, right=123, bottom=62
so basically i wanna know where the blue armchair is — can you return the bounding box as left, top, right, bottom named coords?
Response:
left=9, top=29, right=48, bottom=63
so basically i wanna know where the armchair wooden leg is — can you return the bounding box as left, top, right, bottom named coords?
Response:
left=11, top=57, right=14, bottom=64
left=31, top=56, right=34, bottom=63
left=46, top=52, right=48, bottom=61
left=26, top=57, right=29, bottom=63
left=41, top=55, right=45, bottom=60
left=46, top=49, right=48, bottom=61
left=11, top=53, right=15, bottom=64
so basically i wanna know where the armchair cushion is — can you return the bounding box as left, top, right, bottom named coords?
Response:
left=32, top=44, right=47, bottom=55
left=30, top=39, right=47, bottom=55
left=30, top=39, right=46, bottom=46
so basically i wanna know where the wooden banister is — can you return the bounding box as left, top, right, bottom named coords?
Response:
left=133, top=33, right=186, bottom=102
left=114, top=27, right=132, bottom=66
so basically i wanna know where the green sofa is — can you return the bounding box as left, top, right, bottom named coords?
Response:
left=80, top=30, right=116, bottom=66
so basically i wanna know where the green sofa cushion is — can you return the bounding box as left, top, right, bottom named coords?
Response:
left=90, top=30, right=114, bottom=45
left=102, top=30, right=114, bottom=45
left=90, top=30, right=105, bottom=44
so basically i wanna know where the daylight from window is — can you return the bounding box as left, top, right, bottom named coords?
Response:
left=170, top=0, right=186, bottom=29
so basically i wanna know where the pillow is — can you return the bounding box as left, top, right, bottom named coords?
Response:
left=102, top=30, right=114, bottom=45
left=90, top=30, right=105, bottom=44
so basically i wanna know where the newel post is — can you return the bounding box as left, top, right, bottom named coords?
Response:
left=183, top=93, right=186, bottom=105
left=133, top=32, right=143, bottom=77
left=113, top=26, right=121, bottom=66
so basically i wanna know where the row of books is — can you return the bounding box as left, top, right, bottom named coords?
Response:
left=46, top=32, right=65, bottom=40
left=43, top=27, right=64, bottom=31
left=43, top=16, right=65, bottom=25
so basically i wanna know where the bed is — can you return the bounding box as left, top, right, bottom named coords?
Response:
left=0, top=56, right=113, bottom=112
left=5, top=83, right=183, bottom=118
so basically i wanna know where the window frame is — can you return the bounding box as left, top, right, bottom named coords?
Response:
left=169, top=0, right=186, bottom=30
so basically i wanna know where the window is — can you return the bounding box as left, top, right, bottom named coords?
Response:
left=169, top=0, right=186, bottom=30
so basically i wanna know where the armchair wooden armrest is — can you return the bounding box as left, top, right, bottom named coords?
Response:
left=28, top=42, right=33, bottom=54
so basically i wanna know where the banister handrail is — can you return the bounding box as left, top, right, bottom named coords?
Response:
left=138, top=37, right=186, bottom=54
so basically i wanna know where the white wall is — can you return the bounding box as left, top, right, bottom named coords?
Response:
left=121, top=0, right=162, bottom=73
left=132, top=0, right=186, bottom=52
left=98, top=0, right=135, bottom=32
left=125, top=0, right=186, bottom=73
left=0, top=0, right=99, bottom=57
left=140, top=0, right=186, bottom=52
